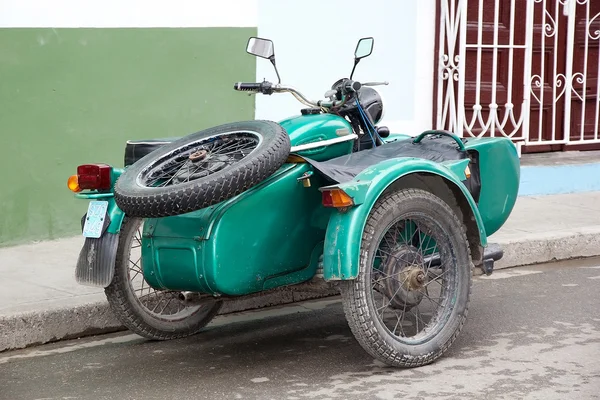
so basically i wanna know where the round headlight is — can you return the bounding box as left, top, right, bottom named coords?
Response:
left=358, top=87, right=384, bottom=125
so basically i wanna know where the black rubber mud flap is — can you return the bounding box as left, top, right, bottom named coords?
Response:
left=75, top=232, right=119, bottom=287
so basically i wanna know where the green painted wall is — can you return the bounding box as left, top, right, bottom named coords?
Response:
left=0, top=28, right=256, bottom=246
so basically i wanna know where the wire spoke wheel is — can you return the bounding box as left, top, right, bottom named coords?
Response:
left=113, top=120, right=291, bottom=219
left=370, top=217, right=455, bottom=343
left=126, top=220, right=203, bottom=321
left=138, top=132, right=261, bottom=189
left=341, top=188, right=472, bottom=368
left=105, top=217, right=222, bottom=340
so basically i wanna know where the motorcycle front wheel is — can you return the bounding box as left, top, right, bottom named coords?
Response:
left=104, top=217, right=222, bottom=340
left=340, top=188, right=473, bottom=367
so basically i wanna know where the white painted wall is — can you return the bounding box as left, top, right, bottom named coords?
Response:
left=0, top=0, right=258, bottom=27
left=255, top=0, right=436, bottom=134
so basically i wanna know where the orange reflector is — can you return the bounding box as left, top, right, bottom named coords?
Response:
left=465, top=165, right=471, bottom=179
left=322, top=189, right=354, bottom=208
left=67, top=175, right=82, bottom=193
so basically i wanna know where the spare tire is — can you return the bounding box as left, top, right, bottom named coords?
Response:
left=113, top=120, right=291, bottom=218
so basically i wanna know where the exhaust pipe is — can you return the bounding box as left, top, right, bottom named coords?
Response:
left=178, top=291, right=215, bottom=306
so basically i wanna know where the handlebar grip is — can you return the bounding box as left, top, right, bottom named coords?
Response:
left=343, top=80, right=362, bottom=93
left=234, top=82, right=262, bottom=91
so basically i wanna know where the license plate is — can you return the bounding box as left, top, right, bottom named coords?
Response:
left=82, top=200, right=109, bottom=238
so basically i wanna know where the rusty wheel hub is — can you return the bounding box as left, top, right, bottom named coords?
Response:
left=189, top=149, right=208, bottom=162
left=379, top=245, right=427, bottom=309
left=401, top=267, right=426, bottom=291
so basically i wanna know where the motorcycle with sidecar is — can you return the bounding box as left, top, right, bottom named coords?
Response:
left=67, top=36, right=519, bottom=367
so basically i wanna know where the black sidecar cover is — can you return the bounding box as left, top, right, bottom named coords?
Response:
left=298, top=134, right=481, bottom=202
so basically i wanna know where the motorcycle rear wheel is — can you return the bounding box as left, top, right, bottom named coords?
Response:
left=104, top=217, right=222, bottom=340
left=114, top=120, right=290, bottom=218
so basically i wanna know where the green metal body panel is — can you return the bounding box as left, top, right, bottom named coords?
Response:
left=280, top=113, right=354, bottom=160
left=320, top=135, right=519, bottom=281
left=141, top=163, right=333, bottom=295
left=462, top=137, right=520, bottom=235
left=139, top=113, right=357, bottom=295
left=321, top=157, right=486, bottom=281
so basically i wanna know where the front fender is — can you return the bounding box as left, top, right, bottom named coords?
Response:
left=322, top=157, right=487, bottom=281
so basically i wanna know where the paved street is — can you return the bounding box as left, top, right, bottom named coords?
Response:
left=1, top=258, right=600, bottom=400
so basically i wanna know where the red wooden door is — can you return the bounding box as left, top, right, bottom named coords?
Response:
left=433, top=0, right=600, bottom=152
left=462, top=1, right=528, bottom=139
left=568, top=1, right=600, bottom=148
left=524, top=0, right=569, bottom=153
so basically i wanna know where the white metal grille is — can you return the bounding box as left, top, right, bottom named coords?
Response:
left=436, top=0, right=600, bottom=152
left=566, top=0, right=600, bottom=145
left=436, top=0, right=464, bottom=137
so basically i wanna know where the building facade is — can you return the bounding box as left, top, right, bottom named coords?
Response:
left=1, top=0, right=598, bottom=244
left=436, top=0, right=600, bottom=155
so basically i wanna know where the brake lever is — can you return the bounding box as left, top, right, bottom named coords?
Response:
left=362, top=81, right=389, bottom=87
left=323, top=89, right=338, bottom=100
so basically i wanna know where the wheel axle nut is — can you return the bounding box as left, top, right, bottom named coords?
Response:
left=189, top=150, right=208, bottom=162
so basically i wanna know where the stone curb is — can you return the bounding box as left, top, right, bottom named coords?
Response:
left=2, top=230, right=599, bottom=352
left=0, top=288, right=338, bottom=352
left=493, top=226, right=600, bottom=269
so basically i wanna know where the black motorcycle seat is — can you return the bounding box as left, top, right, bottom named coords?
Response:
left=124, top=138, right=179, bottom=167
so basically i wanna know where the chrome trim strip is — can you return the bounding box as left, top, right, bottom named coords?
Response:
left=290, top=134, right=358, bottom=153
left=126, top=140, right=173, bottom=145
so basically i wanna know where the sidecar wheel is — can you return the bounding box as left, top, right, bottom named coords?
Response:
left=113, top=120, right=290, bottom=218
left=105, top=217, right=222, bottom=340
left=340, top=188, right=472, bottom=368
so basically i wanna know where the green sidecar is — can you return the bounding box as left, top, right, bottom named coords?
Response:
left=67, top=37, right=520, bottom=368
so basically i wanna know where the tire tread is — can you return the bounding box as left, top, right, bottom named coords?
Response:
left=104, top=217, right=222, bottom=340
left=340, top=188, right=473, bottom=367
left=114, top=121, right=291, bottom=218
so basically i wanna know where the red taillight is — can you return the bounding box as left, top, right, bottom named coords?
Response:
left=322, top=191, right=333, bottom=207
left=77, top=164, right=112, bottom=190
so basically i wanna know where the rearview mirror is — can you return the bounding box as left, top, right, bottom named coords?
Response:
left=246, top=37, right=275, bottom=59
left=354, top=37, right=374, bottom=59
left=245, top=36, right=281, bottom=83
left=350, top=37, right=375, bottom=79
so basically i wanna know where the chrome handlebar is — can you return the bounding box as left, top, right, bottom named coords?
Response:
left=233, top=80, right=389, bottom=109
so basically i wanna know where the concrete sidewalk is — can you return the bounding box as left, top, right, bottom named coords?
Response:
left=2, top=191, right=600, bottom=352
